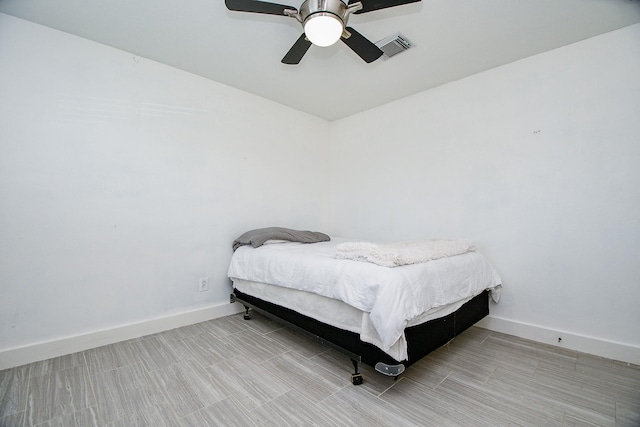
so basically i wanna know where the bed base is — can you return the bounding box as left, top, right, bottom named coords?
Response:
left=230, top=288, right=489, bottom=385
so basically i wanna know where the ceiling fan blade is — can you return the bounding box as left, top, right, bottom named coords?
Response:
left=341, top=27, right=383, bottom=63
left=225, top=0, right=296, bottom=16
left=350, top=0, right=421, bottom=14
left=282, top=34, right=312, bottom=64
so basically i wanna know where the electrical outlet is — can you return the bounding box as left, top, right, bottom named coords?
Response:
left=199, top=277, right=209, bottom=292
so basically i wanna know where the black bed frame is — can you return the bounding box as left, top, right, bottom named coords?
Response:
left=231, top=288, right=489, bottom=384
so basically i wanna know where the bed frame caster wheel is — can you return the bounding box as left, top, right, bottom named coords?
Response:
left=243, top=306, right=251, bottom=320
left=350, top=359, right=363, bottom=385
left=351, top=373, right=363, bottom=385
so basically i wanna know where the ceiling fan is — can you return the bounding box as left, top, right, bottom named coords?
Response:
left=225, top=0, right=421, bottom=64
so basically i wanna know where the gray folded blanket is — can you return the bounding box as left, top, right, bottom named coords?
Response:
left=232, top=227, right=330, bottom=251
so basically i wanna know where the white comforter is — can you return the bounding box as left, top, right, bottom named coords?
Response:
left=335, top=238, right=476, bottom=267
left=228, top=237, right=501, bottom=358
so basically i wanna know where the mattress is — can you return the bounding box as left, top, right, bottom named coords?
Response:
left=228, top=237, right=502, bottom=360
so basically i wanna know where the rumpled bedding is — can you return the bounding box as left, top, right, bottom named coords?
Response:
left=334, top=238, right=475, bottom=267
left=228, top=237, right=502, bottom=358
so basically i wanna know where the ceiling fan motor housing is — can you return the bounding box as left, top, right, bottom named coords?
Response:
left=299, top=0, right=348, bottom=26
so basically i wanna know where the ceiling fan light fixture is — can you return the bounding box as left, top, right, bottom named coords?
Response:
left=304, top=13, right=343, bottom=46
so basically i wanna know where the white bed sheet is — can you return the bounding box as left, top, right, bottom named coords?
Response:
left=228, top=237, right=501, bottom=359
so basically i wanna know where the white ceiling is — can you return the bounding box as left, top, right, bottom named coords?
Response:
left=1, top=0, right=639, bottom=121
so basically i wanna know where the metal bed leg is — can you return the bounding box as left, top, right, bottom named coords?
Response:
left=351, top=359, right=363, bottom=385
left=243, top=305, right=251, bottom=320
left=232, top=291, right=368, bottom=385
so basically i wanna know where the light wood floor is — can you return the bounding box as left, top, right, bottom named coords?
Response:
left=1, top=311, right=639, bottom=426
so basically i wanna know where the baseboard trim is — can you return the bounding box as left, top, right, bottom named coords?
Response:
left=4, top=308, right=638, bottom=371
left=0, top=302, right=244, bottom=371
left=477, top=315, right=640, bottom=365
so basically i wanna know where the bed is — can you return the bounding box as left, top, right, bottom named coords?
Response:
left=228, top=228, right=502, bottom=384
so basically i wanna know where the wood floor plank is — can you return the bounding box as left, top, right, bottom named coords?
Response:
left=179, top=331, right=239, bottom=369
left=488, top=367, right=616, bottom=427
left=308, top=348, right=400, bottom=396
left=90, top=362, right=166, bottom=425
left=224, top=330, right=289, bottom=364
left=316, top=383, right=420, bottom=427
left=157, top=322, right=212, bottom=341
left=437, top=373, right=565, bottom=427
left=4, top=319, right=639, bottom=427
left=421, top=345, right=498, bottom=383
left=26, top=365, right=95, bottom=426
left=577, top=353, right=640, bottom=382
left=533, top=363, right=616, bottom=404
left=108, top=403, right=181, bottom=427
left=147, top=360, right=229, bottom=418
left=244, top=399, right=290, bottom=427
left=254, top=389, right=347, bottom=426
left=487, top=333, right=579, bottom=365
left=379, top=377, right=506, bottom=427
left=449, top=333, right=540, bottom=376
left=0, top=410, right=25, bottom=427
left=0, top=365, right=30, bottom=421
left=128, top=335, right=189, bottom=373
left=199, top=314, right=250, bottom=338
left=29, top=352, right=85, bottom=378
left=83, top=340, right=139, bottom=376
left=575, top=354, right=640, bottom=406
left=205, top=355, right=290, bottom=412
left=616, top=401, right=640, bottom=427
left=562, top=414, right=604, bottom=427
left=403, top=357, right=452, bottom=390
left=181, top=396, right=256, bottom=427
left=31, top=406, right=100, bottom=427
left=262, top=351, right=344, bottom=403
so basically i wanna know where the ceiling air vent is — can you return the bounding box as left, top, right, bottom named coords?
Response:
left=375, top=33, right=415, bottom=59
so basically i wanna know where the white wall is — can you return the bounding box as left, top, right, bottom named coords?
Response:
left=0, top=14, right=329, bottom=360
left=329, top=24, right=640, bottom=362
left=2, top=11, right=638, bottom=368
